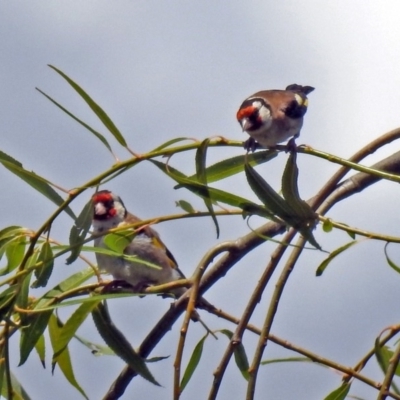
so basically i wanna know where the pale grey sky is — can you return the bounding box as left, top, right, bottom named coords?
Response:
left=2, top=1, right=400, bottom=399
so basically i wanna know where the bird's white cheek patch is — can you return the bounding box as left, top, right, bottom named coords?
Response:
left=258, top=106, right=272, bottom=127
left=294, top=93, right=307, bottom=107
left=95, top=203, right=107, bottom=215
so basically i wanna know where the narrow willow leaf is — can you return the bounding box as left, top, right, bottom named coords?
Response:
left=245, top=164, right=321, bottom=250
left=74, top=334, right=115, bottom=356
left=97, top=240, right=162, bottom=271
left=180, top=335, right=207, bottom=391
left=384, top=243, right=400, bottom=275
left=103, top=230, right=136, bottom=254
left=234, top=341, right=250, bottom=380
left=53, top=301, right=100, bottom=364
left=375, top=344, right=400, bottom=377
left=0, top=151, right=75, bottom=220
left=151, top=137, right=193, bottom=152
left=32, top=293, right=135, bottom=312
left=32, top=241, right=54, bottom=288
left=36, top=88, right=114, bottom=155
left=0, top=226, right=27, bottom=241
left=92, top=302, right=160, bottom=386
left=18, top=269, right=33, bottom=311
left=5, top=235, right=26, bottom=272
left=219, top=329, right=250, bottom=380
left=195, top=139, right=219, bottom=237
left=48, top=314, right=89, bottom=399
left=19, top=310, right=53, bottom=366
left=35, top=333, right=46, bottom=368
left=145, top=356, right=170, bottom=363
left=315, top=241, right=357, bottom=276
left=150, top=159, right=188, bottom=180
left=374, top=342, right=400, bottom=393
left=175, top=200, right=196, bottom=214
left=0, top=286, right=18, bottom=322
left=49, top=65, right=127, bottom=148
left=281, top=152, right=316, bottom=220
left=150, top=159, right=276, bottom=220
left=66, top=200, right=93, bottom=265
left=347, top=230, right=356, bottom=240
left=244, top=162, right=295, bottom=220
left=0, top=238, right=20, bottom=272
left=0, top=227, right=28, bottom=266
left=261, top=356, right=313, bottom=365
left=324, top=383, right=351, bottom=400
left=16, top=270, right=33, bottom=326
left=187, top=150, right=277, bottom=184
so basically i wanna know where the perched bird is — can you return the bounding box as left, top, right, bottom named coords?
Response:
left=236, top=84, right=315, bottom=151
left=91, top=190, right=216, bottom=337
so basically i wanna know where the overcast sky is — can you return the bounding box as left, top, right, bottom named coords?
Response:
left=2, top=1, right=400, bottom=399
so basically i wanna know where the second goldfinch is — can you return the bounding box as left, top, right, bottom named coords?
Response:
left=91, top=190, right=216, bottom=336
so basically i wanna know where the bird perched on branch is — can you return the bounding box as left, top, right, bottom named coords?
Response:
left=91, top=190, right=216, bottom=337
left=237, top=84, right=314, bottom=151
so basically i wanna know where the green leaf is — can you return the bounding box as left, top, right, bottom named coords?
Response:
left=48, top=65, right=127, bottom=148
left=281, top=152, right=316, bottom=220
left=48, top=314, right=88, bottom=399
left=74, top=334, right=115, bottom=356
left=5, top=235, right=26, bottom=272
left=150, top=159, right=276, bottom=220
left=53, top=301, right=100, bottom=364
left=35, top=333, right=46, bottom=368
left=16, top=270, right=34, bottom=326
left=187, top=150, right=277, bottom=184
left=0, top=286, right=18, bottom=321
left=0, top=151, right=75, bottom=220
left=0, top=226, right=27, bottom=241
left=19, top=310, right=53, bottom=366
left=180, top=335, right=207, bottom=391
left=316, top=241, right=357, bottom=276
left=219, top=329, right=250, bottom=380
left=92, top=302, right=160, bottom=386
left=244, top=161, right=295, bottom=220
left=32, top=241, right=54, bottom=288
left=261, top=356, right=314, bottom=366
left=151, top=137, right=194, bottom=152
left=196, top=139, right=219, bottom=237
left=374, top=341, right=400, bottom=390
left=375, top=344, right=400, bottom=378
left=36, top=88, right=114, bottom=155
left=95, top=238, right=162, bottom=271
left=324, top=383, right=351, bottom=400
left=245, top=157, right=322, bottom=249
left=33, top=293, right=136, bottom=312
left=66, top=199, right=93, bottom=265
left=384, top=243, right=400, bottom=275
left=103, top=230, right=136, bottom=254
left=175, top=200, right=196, bottom=214
left=0, top=227, right=28, bottom=266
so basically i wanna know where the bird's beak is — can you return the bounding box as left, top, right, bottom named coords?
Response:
left=239, top=118, right=251, bottom=132
left=94, top=202, right=107, bottom=216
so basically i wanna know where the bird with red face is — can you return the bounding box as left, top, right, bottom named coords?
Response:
left=237, top=84, right=314, bottom=151
left=91, top=190, right=216, bottom=337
